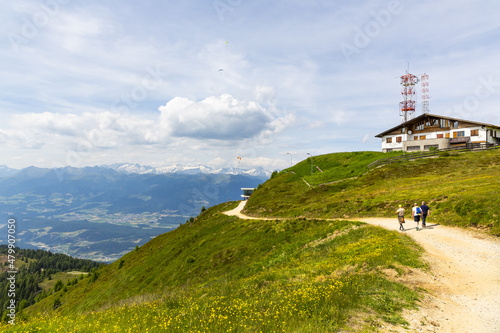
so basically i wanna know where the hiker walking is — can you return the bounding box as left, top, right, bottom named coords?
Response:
left=396, top=204, right=405, bottom=231
left=420, top=201, right=430, bottom=228
left=412, top=203, right=422, bottom=231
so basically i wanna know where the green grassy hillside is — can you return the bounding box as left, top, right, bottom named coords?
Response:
left=7, top=202, right=425, bottom=332
left=245, top=149, right=500, bottom=235
left=4, top=149, right=498, bottom=332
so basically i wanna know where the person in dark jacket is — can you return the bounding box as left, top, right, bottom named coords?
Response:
left=420, top=201, right=430, bottom=228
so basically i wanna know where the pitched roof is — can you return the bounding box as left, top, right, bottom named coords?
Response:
left=375, top=113, right=500, bottom=138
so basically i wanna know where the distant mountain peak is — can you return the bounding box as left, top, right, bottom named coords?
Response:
left=0, top=165, right=19, bottom=178
left=105, top=163, right=272, bottom=178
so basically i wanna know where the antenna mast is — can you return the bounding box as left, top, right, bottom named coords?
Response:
left=421, top=73, right=430, bottom=113
left=399, top=70, right=419, bottom=123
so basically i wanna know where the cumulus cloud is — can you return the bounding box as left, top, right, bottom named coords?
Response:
left=2, top=94, right=293, bottom=153
left=12, top=112, right=83, bottom=137
left=0, top=128, right=44, bottom=149
left=158, top=94, right=280, bottom=140
left=7, top=111, right=158, bottom=149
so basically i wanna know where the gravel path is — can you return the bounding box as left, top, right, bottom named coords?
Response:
left=224, top=201, right=500, bottom=332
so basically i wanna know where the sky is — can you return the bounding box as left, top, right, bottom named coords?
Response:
left=1, top=0, right=499, bottom=171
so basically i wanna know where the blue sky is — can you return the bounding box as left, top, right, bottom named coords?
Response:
left=1, top=0, right=499, bottom=171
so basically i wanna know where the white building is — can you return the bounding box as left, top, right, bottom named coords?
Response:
left=375, top=113, right=500, bottom=152
left=241, top=188, right=255, bottom=200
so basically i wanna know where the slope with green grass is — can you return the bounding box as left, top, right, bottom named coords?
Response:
left=8, top=201, right=426, bottom=332
left=245, top=149, right=500, bottom=235
left=5, top=149, right=498, bottom=332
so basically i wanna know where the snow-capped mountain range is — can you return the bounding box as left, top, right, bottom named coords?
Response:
left=0, top=163, right=272, bottom=179
left=106, top=163, right=272, bottom=178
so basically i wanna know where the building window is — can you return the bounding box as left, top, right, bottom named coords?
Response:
left=414, top=136, right=419, bottom=140
left=419, top=135, right=426, bottom=140
left=453, top=121, right=459, bottom=128
left=424, top=144, right=439, bottom=151
left=386, top=137, right=392, bottom=143
left=437, top=134, right=444, bottom=138
left=407, top=146, right=420, bottom=151
left=401, top=127, right=406, bottom=133
left=415, top=121, right=425, bottom=131
left=453, top=131, right=465, bottom=138
left=396, top=136, right=402, bottom=143
left=440, top=119, right=448, bottom=128
left=445, top=133, right=450, bottom=138
left=471, top=129, right=479, bottom=136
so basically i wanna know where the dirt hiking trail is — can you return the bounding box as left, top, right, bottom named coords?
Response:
left=224, top=201, right=500, bottom=333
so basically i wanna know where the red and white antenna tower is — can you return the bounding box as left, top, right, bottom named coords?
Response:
left=399, top=71, right=419, bottom=123
left=421, top=73, right=430, bottom=113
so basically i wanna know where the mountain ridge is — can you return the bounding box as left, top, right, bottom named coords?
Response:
left=0, top=163, right=272, bottom=179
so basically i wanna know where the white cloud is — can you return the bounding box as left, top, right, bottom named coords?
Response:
left=158, top=94, right=285, bottom=140
left=7, top=111, right=158, bottom=149
left=0, top=128, right=44, bottom=149
left=2, top=93, right=293, bottom=152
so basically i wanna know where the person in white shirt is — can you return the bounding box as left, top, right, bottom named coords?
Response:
left=412, top=203, right=422, bottom=231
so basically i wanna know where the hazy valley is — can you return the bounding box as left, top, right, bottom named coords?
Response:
left=0, top=165, right=267, bottom=262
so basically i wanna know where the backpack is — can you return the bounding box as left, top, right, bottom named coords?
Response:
left=416, top=207, right=421, bottom=215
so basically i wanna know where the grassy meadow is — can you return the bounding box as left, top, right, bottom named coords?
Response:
left=4, top=203, right=425, bottom=332
left=3, top=149, right=498, bottom=332
left=245, top=149, right=500, bottom=235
